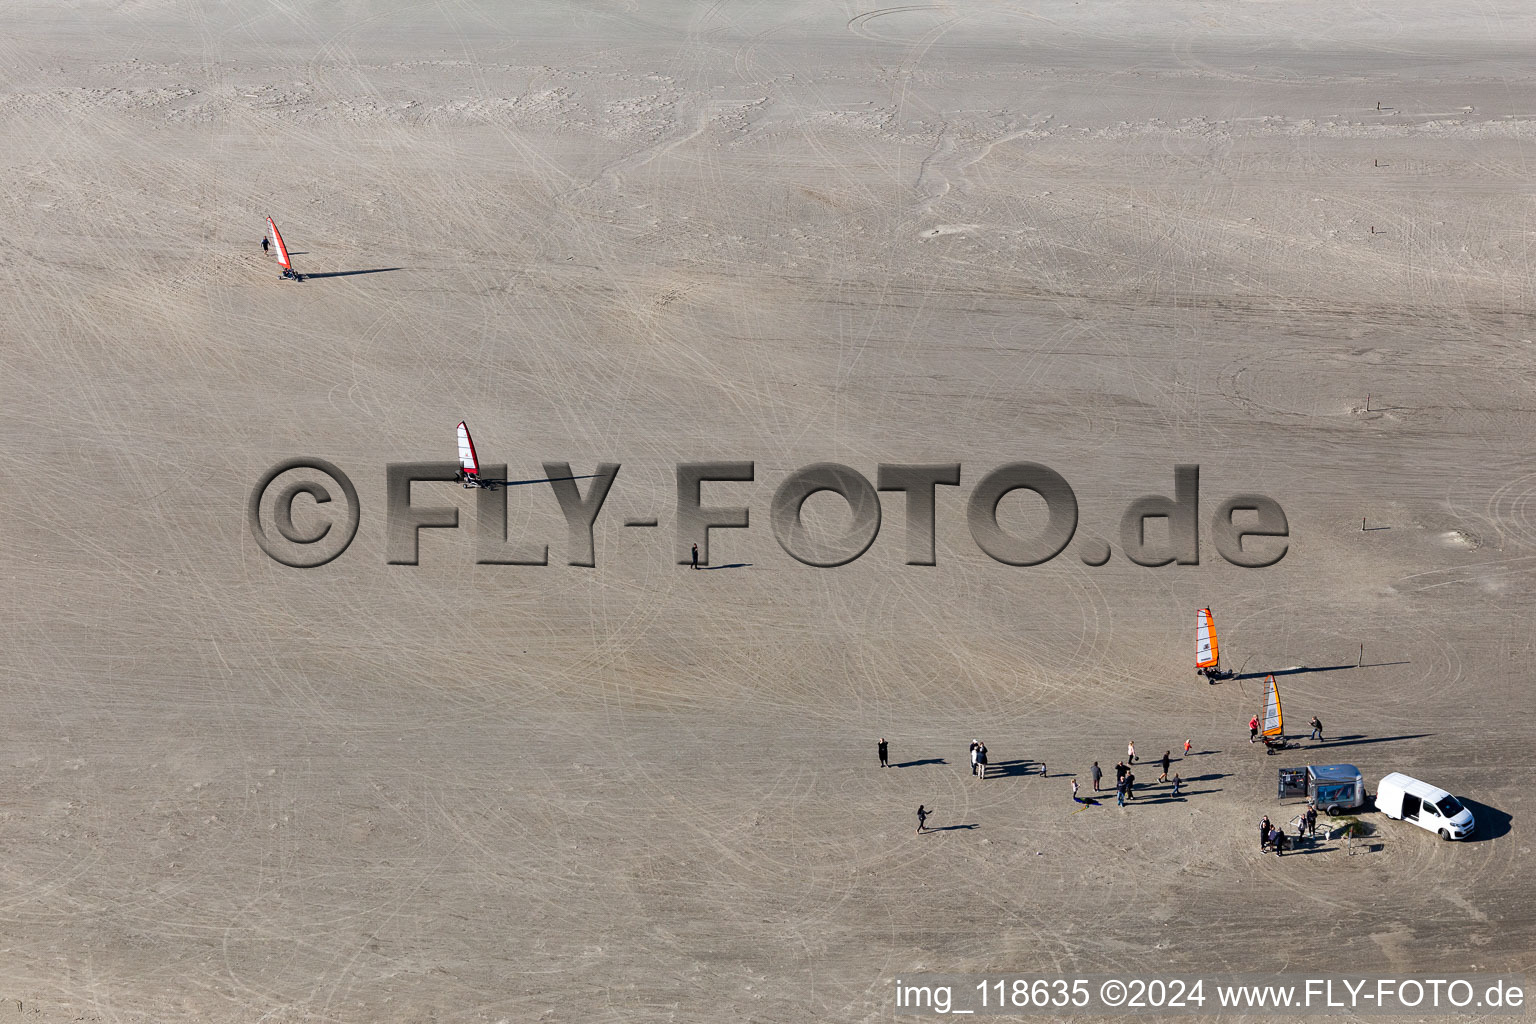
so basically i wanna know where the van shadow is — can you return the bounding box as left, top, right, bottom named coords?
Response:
left=1457, top=799, right=1511, bottom=842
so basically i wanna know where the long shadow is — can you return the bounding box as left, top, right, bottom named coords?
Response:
left=1458, top=799, right=1512, bottom=842
left=987, top=759, right=1043, bottom=778
left=1305, top=733, right=1431, bottom=750
left=1132, top=788, right=1220, bottom=804
left=1235, top=664, right=1357, bottom=680
left=1186, top=773, right=1229, bottom=782
left=893, top=758, right=945, bottom=769
left=302, top=267, right=404, bottom=280
left=928, top=824, right=979, bottom=832
left=1294, top=836, right=1336, bottom=852
left=700, top=563, right=752, bottom=570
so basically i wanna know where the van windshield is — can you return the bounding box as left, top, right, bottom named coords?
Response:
left=1435, top=796, right=1464, bottom=817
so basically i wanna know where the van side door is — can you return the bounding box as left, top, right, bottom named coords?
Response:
left=1402, top=793, right=1421, bottom=821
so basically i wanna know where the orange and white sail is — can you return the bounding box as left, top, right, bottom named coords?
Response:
left=1195, top=608, right=1219, bottom=669
left=1261, top=674, right=1284, bottom=738
left=266, top=216, right=293, bottom=271
left=457, top=421, right=481, bottom=477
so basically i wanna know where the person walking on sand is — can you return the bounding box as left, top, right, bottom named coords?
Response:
left=1158, top=750, right=1172, bottom=783
left=1127, top=740, right=1137, bottom=764
left=975, top=742, right=988, bottom=780
left=969, top=740, right=979, bottom=777
left=878, top=738, right=889, bottom=768
left=1091, top=761, right=1103, bottom=791
left=1170, top=774, right=1182, bottom=797
left=1309, top=715, right=1323, bottom=742
left=1123, top=771, right=1136, bottom=800
left=1116, top=777, right=1126, bottom=808
left=1071, top=777, right=1080, bottom=802
left=691, top=543, right=699, bottom=569
left=1183, top=738, right=1192, bottom=757
left=1249, top=715, right=1260, bottom=743
left=916, top=805, right=930, bottom=833
left=1259, top=815, right=1273, bottom=851
left=261, top=236, right=269, bottom=253
left=1114, top=761, right=1127, bottom=786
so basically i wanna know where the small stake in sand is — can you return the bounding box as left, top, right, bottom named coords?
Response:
left=1374, top=158, right=1378, bottom=167
left=1362, top=517, right=1367, bottom=531
left=1358, top=643, right=1364, bottom=669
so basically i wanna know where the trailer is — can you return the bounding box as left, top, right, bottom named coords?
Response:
left=1277, top=763, right=1366, bottom=815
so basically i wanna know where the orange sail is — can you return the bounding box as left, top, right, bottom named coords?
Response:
left=1261, top=674, right=1284, bottom=738
left=1195, top=608, right=1219, bottom=669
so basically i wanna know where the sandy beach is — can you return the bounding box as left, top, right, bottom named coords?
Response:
left=2, top=1, right=1534, bottom=1020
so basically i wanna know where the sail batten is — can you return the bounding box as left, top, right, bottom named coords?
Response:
left=1261, top=674, right=1284, bottom=738
left=1195, top=608, right=1219, bottom=669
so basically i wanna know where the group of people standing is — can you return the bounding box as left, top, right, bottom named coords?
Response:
left=1259, top=815, right=1290, bottom=854
left=1083, top=740, right=1190, bottom=807
left=896, top=709, right=1334, bottom=845
left=1258, top=806, right=1320, bottom=855
left=898, top=734, right=1197, bottom=834
left=969, top=739, right=989, bottom=779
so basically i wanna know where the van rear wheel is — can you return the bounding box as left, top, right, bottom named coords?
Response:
left=1326, top=804, right=1340, bottom=816
left=1438, top=828, right=1451, bottom=841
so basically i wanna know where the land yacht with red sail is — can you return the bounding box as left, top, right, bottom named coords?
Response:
left=267, top=216, right=304, bottom=282
left=455, top=421, right=603, bottom=491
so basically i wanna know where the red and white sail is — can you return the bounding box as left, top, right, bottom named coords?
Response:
left=1195, top=608, right=1219, bottom=669
left=457, top=421, right=481, bottom=477
left=266, top=216, right=293, bottom=271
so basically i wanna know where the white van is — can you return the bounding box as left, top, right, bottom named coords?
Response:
left=1375, top=773, right=1475, bottom=840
